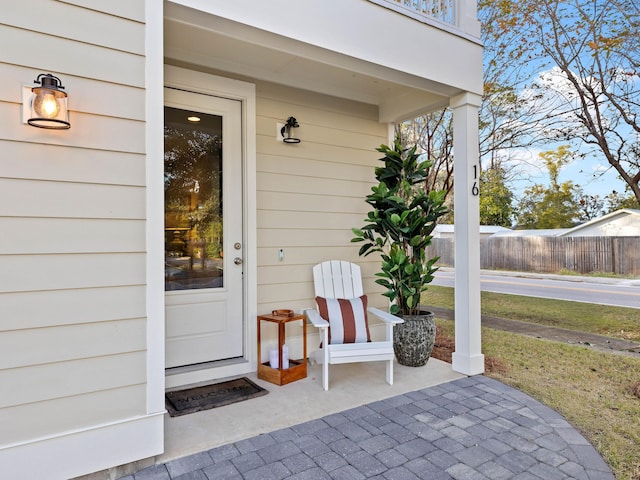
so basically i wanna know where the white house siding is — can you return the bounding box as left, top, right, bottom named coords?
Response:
left=562, top=210, right=640, bottom=237
left=0, top=2, right=160, bottom=478
left=254, top=81, right=390, bottom=359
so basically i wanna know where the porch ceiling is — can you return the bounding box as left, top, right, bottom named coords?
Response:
left=164, top=4, right=458, bottom=123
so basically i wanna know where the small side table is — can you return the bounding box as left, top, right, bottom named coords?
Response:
left=257, top=312, right=307, bottom=386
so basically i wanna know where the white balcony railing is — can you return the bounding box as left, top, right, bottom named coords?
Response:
left=369, top=0, right=481, bottom=40
left=378, top=0, right=457, bottom=26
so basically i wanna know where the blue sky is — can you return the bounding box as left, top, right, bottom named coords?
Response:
left=507, top=147, right=627, bottom=201
left=498, top=66, right=633, bottom=202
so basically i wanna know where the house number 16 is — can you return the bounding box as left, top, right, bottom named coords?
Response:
left=472, top=165, right=479, bottom=196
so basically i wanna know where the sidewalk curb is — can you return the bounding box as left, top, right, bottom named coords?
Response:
left=437, top=266, right=640, bottom=286
left=430, top=306, right=640, bottom=357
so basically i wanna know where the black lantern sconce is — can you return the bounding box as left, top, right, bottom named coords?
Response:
left=280, top=116, right=300, bottom=143
left=24, top=73, right=70, bottom=130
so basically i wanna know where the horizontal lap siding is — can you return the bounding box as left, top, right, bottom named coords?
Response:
left=0, top=285, right=146, bottom=331
left=0, top=253, right=146, bottom=292
left=0, top=1, right=147, bottom=446
left=255, top=83, right=388, bottom=315
left=0, top=385, right=146, bottom=446
left=0, top=218, right=146, bottom=254
left=0, top=139, right=145, bottom=185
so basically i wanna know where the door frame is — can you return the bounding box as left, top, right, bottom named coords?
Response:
left=163, top=65, right=257, bottom=388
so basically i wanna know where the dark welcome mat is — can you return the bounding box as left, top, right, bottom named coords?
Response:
left=165, top=377, right=268, bottom=417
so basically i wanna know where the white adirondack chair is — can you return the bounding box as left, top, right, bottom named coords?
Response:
left=303, top=260, right=403, bottom=390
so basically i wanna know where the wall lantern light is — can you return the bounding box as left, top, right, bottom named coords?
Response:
left=280, top=116, right=300, bottom=143
left=24, top=73, right=70, bottom=130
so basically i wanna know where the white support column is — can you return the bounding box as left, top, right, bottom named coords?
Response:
left=450, top=92, right=484, bottom=376
left=145, top=0, right=166, bottom=417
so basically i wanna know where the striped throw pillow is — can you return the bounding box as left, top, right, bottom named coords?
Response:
left=315, top=295, right=371, bottom=344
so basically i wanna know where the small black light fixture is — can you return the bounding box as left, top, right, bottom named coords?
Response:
left=280, top=116, right=300, bottom=143
left=26, top=73, right=70, bottom=130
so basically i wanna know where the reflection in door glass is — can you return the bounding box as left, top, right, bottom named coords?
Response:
left=164, top=106, right=223, bottom=291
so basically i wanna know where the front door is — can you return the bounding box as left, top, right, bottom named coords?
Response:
left=164, top=87, right=243, bottom=369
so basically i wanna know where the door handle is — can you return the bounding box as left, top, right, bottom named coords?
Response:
left=234, top=257, right=243, bottom=265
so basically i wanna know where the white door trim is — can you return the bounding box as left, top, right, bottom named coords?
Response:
left=163, top=65, right=257, bottom=388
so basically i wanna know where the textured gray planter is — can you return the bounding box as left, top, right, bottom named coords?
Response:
left=393, top=311, right=436, bottom=367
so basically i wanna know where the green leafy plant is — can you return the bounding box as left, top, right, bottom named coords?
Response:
left=352, top=136, right=447, bottom=316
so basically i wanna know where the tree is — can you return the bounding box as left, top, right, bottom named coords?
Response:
left=605, top=188, right=640, bottom=212
left=576, top=191, right=606, bottom=222
left=399, top=112, right=455, bottom=222
left=481, top=0, right=640, bottom=204
left=479, top=164, right=515, bottom=226
left=478, top=0, right=560, bottom=183
left=516, top=146, right=581, bottom=228
left=400, top=110, right=454, bottom=199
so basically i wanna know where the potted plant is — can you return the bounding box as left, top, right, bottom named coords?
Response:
left=352, top=135, right=447, bottom=366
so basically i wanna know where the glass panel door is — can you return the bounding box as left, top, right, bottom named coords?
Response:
left=164, top=107, right=223, bottom=291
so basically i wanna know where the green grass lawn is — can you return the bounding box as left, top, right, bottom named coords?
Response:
left=425, top=285, right=640, bottom=341
left=426, top=286, right=640, bottom=480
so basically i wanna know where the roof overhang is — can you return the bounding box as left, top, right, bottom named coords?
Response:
left=164, top=3, right=463, bottom=123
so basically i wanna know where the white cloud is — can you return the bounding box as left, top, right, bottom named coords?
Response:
left=519, top=67, right=617, bottom=135
left=590, top=163, right=609, bottom=175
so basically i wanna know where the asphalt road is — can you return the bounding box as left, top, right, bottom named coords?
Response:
left=432, top=268, right=640, bottom=309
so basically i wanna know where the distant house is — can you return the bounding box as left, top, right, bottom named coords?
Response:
left=433, top=224, right=510, bottom=239
left=487, top=209, right=640, bottom=238
left=491, top=228, right=570, bottom=237
left=560, top=209, right=640, bottom=237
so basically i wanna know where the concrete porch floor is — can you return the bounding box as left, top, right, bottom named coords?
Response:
left=161, top=358, right=464, bottom=463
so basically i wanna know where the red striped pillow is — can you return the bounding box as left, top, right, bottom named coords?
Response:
left=315, top=295, right=371, bottom=344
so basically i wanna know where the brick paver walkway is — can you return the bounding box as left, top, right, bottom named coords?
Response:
left=120, top=376, right=613, bottom=480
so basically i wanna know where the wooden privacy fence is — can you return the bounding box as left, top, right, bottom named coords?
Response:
left=427, top=236, right=640, bottom=276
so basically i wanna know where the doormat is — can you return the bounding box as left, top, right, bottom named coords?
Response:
left=165, top=377, right=268, bottom=417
